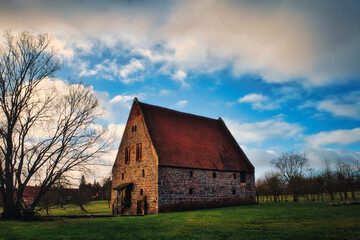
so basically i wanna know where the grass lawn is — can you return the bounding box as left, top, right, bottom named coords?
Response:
left=1, top=201, right=360, bottom=240
left=44, top=200, right=112, bottom=216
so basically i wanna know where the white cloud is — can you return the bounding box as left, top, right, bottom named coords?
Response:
left=77, top=60, right=98, bottom=77
left=159, top=89, right=172, bottom=96
left=3, top=1, right=358, bottom=87
left=306, top=128, right=360, bottom=147
left=241, top=145, right=277, bottom=179
left=108, top=123, right=126, bottom=140
left=119, top=58, right=145, bottom=83
left=298, top=100, right=315, bottom=110
left=317, top=100, right=360, bottom=120
left=300, top=91, right=360, bottom=119
left=50, top=37, right=74, bottom=59
left=110, top=94, right=136, bottom=109
left=176, top=100, right=188, bottom=108
left=238, top=93, right=279, bottom=111
left=304, top=146, right=360, bottom=169
left=224, top=117, right=303, bottom=144
left=172, top=70, right=190, bottom=88
left=239, top=93, right=268, bottom=103
left=77, top=58, right=145, bottom=83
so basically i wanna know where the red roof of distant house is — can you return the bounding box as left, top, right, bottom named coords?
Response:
left=137, top=99, right=254, bottom=172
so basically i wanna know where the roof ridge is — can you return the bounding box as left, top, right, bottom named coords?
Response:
left=137, top=100, right=220, bottom=122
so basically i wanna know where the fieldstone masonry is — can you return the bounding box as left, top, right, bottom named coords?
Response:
left=158, top=167, right=255, bottom=212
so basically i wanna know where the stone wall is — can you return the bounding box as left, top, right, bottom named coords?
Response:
left=111, top=104, right=159, bottom=215
left=158, top=166, right=256, bottom=212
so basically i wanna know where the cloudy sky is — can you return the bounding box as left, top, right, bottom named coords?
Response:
left=1, top=0, right=360, bottom=179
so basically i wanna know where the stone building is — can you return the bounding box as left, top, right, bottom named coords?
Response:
left=111, top=98, right=255, bottom=215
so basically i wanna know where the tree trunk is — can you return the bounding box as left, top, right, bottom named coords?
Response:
left=293, top=194, right=299, bottom=202
left=79, top=204, right=88, bottom=213
left=330, top=192, right=334, bottom=201
left=1, top=203, right=22, bottom=219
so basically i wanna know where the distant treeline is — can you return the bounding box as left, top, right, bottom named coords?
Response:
left=256, top=150, right=360, bottom=203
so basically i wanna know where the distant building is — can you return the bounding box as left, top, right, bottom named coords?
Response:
left=0, top=186, right=80, bottom=207
left=111, top=98, right=255, bottom=215
left=22, top=186, right=41, bottom=205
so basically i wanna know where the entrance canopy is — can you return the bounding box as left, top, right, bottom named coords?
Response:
left=113, top=183, right=133, bottom=191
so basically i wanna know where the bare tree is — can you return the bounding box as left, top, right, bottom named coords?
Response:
left=322, top=159, right=336, bottom=201
left=271, top=150, right=308, bottom=202
left=0, top=31, right=108, bottom=219
left=336, top=160, right=358, bottom=201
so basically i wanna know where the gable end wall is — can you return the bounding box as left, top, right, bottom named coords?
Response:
left=111, top=103, right=159, bottom=215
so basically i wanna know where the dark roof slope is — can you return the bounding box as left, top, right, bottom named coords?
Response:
left=137, top=99, right=254, bottom=172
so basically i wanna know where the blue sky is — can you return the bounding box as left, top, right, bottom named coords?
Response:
left=1, top=0, right=360, bottom=179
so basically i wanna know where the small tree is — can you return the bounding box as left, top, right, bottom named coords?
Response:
left=101, top=177, right=112, bottom=207
left=271, top=150, right=308, bottom=202
left=73, top=175, right=92, bottom=212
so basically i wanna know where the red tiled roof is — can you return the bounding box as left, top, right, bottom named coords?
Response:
left=137, top=99, right=254, bottom=172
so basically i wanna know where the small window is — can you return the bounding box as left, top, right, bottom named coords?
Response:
left=213, top=172, right=217, bottom=178
left=233, top=173, right=237, bottom=179
left=232, top=188, right=236, bottom=195
left=140, top=189, right=143, bottom=195
left=132, top=125, right=137, bottom=132
left=136, top=143, right=142, bottom=161
left=122, top=173, right=124, bottom=180
left=189, top=171, right=193, bottom=177
left=142, top=169, right=145, bottom=177
left=240, top=171, right=246, bottom=183
left=125, top=147, right=130, bottom=164
left=189, top=188, right=193, bottom=195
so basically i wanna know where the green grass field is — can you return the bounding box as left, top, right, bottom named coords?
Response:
left=1, top=200, right=359, bottom=240
left=42, top=200, right=112, bottom=216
